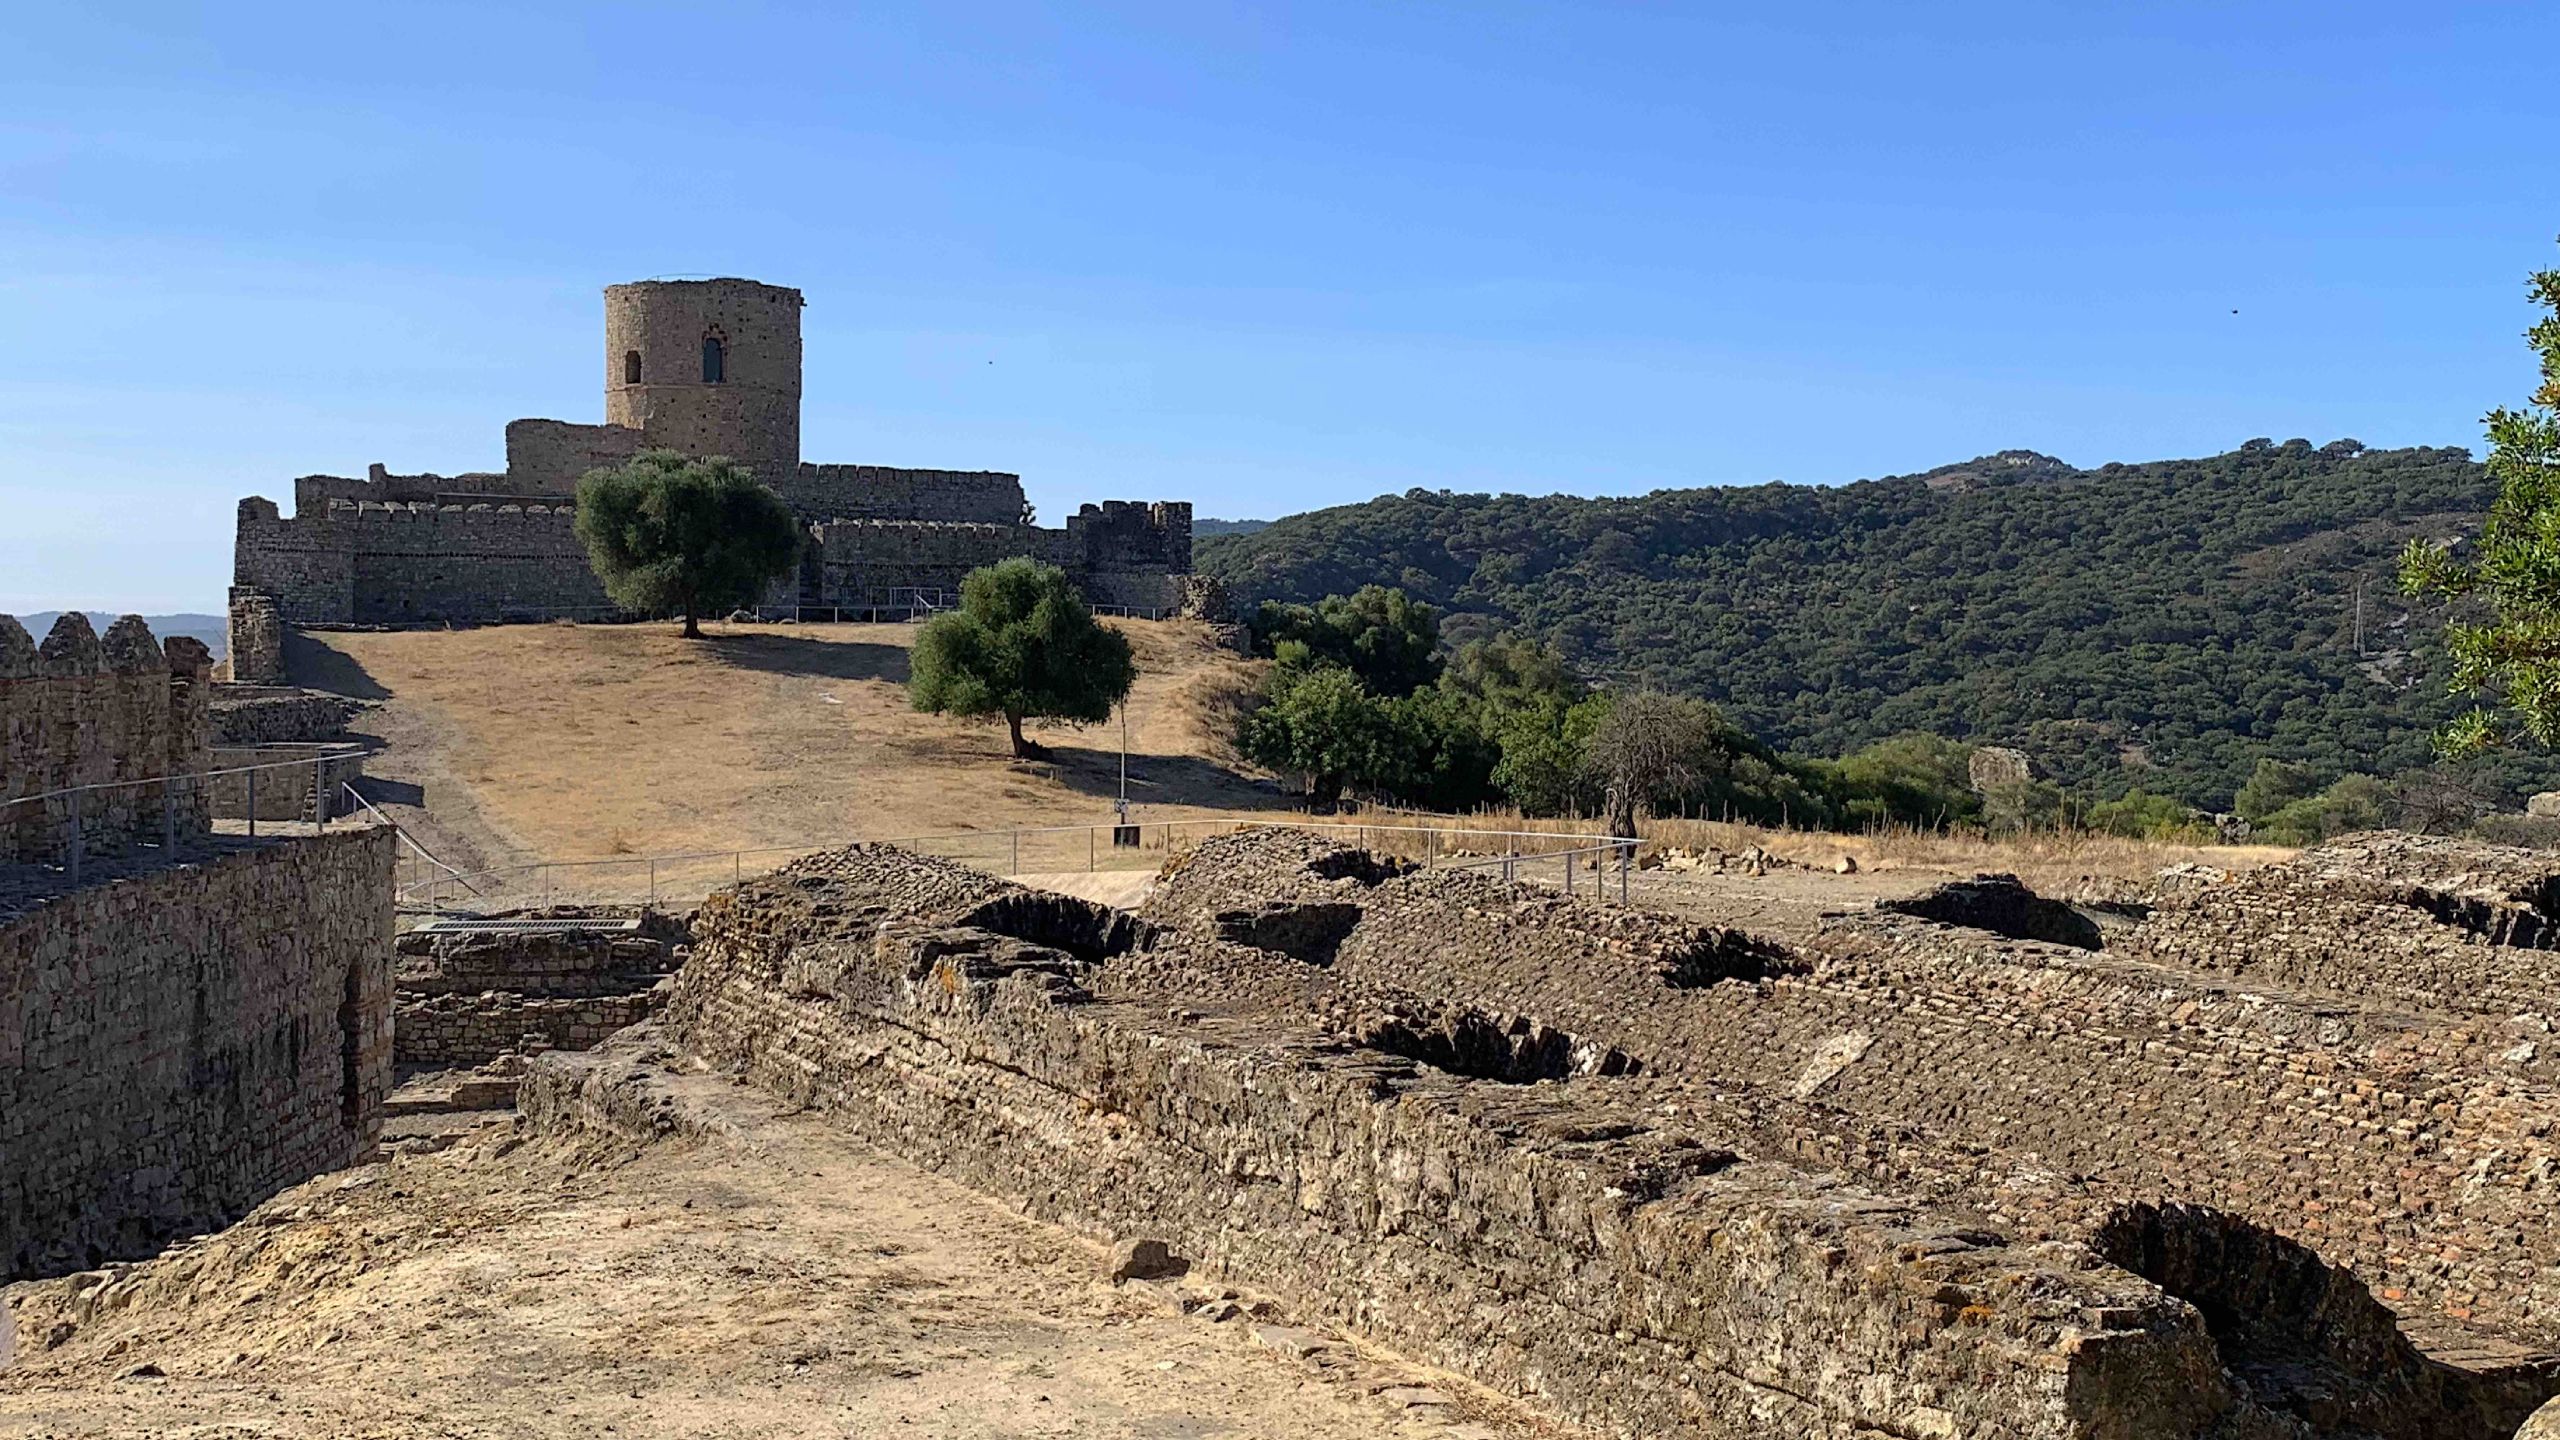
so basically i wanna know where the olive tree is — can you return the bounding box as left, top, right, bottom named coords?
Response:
left=909, top=558, right=1136, bottom=758
left=574, top=450, right=803, bottom=638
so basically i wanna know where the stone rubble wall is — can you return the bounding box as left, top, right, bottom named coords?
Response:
left=654, top=848, right=2265, bottom=1440
left=0, top=614, right=211, bottom=866
left=0, top=826, right=395, bottom=1278
left=2129, top=832, right=2560, bottom=1020
left=808, top=508, right=1190, bottom=613
left=207, top=685, right=363, bottom=746
left=1139, top=830, right=2560, bottom=1354
left=221, top=589, right=284, bottom=684
left=394, top=990, right=659, bottom=1065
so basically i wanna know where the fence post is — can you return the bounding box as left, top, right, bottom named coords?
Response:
left=315, top=756, right=328, bottom=832
left=734, top=852, right=742, bottom=886
left=1620, top=842, right=1630, bottom=903
left=247, top=767, right=258, bottom=838
left=1565, top=848, right=1574, bottom=895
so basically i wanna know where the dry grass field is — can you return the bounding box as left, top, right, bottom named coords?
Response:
left=292, top=616, right=2285, bottom=912
left=300, top=618, right=1284, bottom=880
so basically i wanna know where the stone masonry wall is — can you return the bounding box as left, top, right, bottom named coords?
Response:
left=655, top=846, right=2275, bottom=1440
left=0, top=614, right=211, bottom=866
left=0, top=826, right=395, bottom=1277
left=208, top=743, right=367, bottom=822
left=502, top=417, right=643, bottom=494
left=1140, top=831, right=2560, bottom=1361
left=396, top=991, right=657, bottom=1065
left=235, top=496, right=610, bottom=625
left=208, top=686, right=362, bottom=746
left=222, top=588, right=283, bottom=684
left=782, top=464, right=1027, bottom=524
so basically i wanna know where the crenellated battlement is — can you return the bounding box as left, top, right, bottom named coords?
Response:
left=0, top=612, right=213, bottom=866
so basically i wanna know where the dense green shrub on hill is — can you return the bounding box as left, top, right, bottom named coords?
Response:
left=1201, top=441, right=2560, bottom=810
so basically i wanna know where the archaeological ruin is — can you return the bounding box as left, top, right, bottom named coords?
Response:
left=225, top=277, right=1198, bottom=676
left=507, top=825, right=2560, bottom=1439
left=0, top=613, right=395, bottom=1279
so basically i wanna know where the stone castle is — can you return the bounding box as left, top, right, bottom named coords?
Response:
left=230, top=278, right=1197, bottom=648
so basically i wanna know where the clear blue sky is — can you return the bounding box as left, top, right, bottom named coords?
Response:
left=3, top=1, right=2555, bottom=612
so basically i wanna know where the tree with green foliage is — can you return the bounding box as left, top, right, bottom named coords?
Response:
left=2087, top=789, right=2208, bottom=842
left=2253, top=775, right=2392, bottom=845
left=909, top=558, right=1136, bottom=758
left=1204, top=440, right=2559, bottom=809
left=574, top=450, right=804, bottom=638
left=1250, top=586, right=1444, bottom=696
left=1811, top=734, right=1982, bottom=830
left=1239, top=665, right=1407, bottom=806
left=2401, top=249, right=2560, bottom=757
left=2232, top=757, right=2322, bottom=822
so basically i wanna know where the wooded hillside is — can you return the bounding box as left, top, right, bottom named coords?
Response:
left=1197, top=439, right=2560, bottom=808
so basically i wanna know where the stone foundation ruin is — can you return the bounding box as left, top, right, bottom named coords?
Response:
left=545, top=825, right=2560, bottom=1438
left=0, top=613, right=395, bottom=1279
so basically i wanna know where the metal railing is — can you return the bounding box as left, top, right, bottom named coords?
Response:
left=0, top=750, right=371, bottom=887
left=394, top=819, right=1637, bottom=913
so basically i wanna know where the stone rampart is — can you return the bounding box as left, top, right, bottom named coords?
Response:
left=235, top=495, right=611, bottom=625
left=0, top=826, right=395, bottom=1277
left=783, top=463, right=1027, bottom=524
left=0, top=614, right=211, bottom=866
left=2128, top=832, right=2560, bottom=1018
left=391, top=909, right=681, bottom=1065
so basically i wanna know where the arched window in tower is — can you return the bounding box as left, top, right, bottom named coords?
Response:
left=623, top=350, right=641, bottom=385
left=702, top=334, right=726, bottom=384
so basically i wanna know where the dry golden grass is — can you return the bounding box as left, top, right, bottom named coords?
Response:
left=302, top=617, right=2284, bottom=906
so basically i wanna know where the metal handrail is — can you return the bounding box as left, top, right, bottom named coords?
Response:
left=0, top=748, right=380, bottom=812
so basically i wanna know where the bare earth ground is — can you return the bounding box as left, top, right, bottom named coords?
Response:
left=0, top=1069, right=1538, bottom=1440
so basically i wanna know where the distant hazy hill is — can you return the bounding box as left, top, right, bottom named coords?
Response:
left=1197, top=440, right=2547, bottom=809
left=1193, top=517, right=1272, bottom=538
left=17, top=612, right=227, bottom=661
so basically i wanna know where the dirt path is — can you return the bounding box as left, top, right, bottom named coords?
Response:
left=0, top=1074, right=1538, bottom=1440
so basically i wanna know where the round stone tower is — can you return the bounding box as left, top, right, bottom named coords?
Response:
left=603, top=278, right=804, bottom=480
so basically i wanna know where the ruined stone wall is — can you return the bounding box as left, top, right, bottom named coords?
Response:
left=1142, top=832, right=2560, bottom=1354
left=651, top=846, right=2272, bottom=1440
left=222, top=589, right=283, bottom=685
left=2130, top=833, right=2560, bottom=1020
left=501, top=417, right=643, bottom=494
left=782, top=463, right=1027, bottom=524
left=0, top=826, right=395, bottom=1277
left=805, top=505, right=1192, bottom=612
left=0, top=614, right=211, bottom=866
left=395, top=991, right=657, bottom=1065
left=235, top=496, right=611, bottom=625
left=208, top=686, right=361, bottom=746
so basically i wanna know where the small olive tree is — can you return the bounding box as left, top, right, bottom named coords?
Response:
left=909, top=558, right=1137, bottom=758
left=574, top=451, right=803, bottom=638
